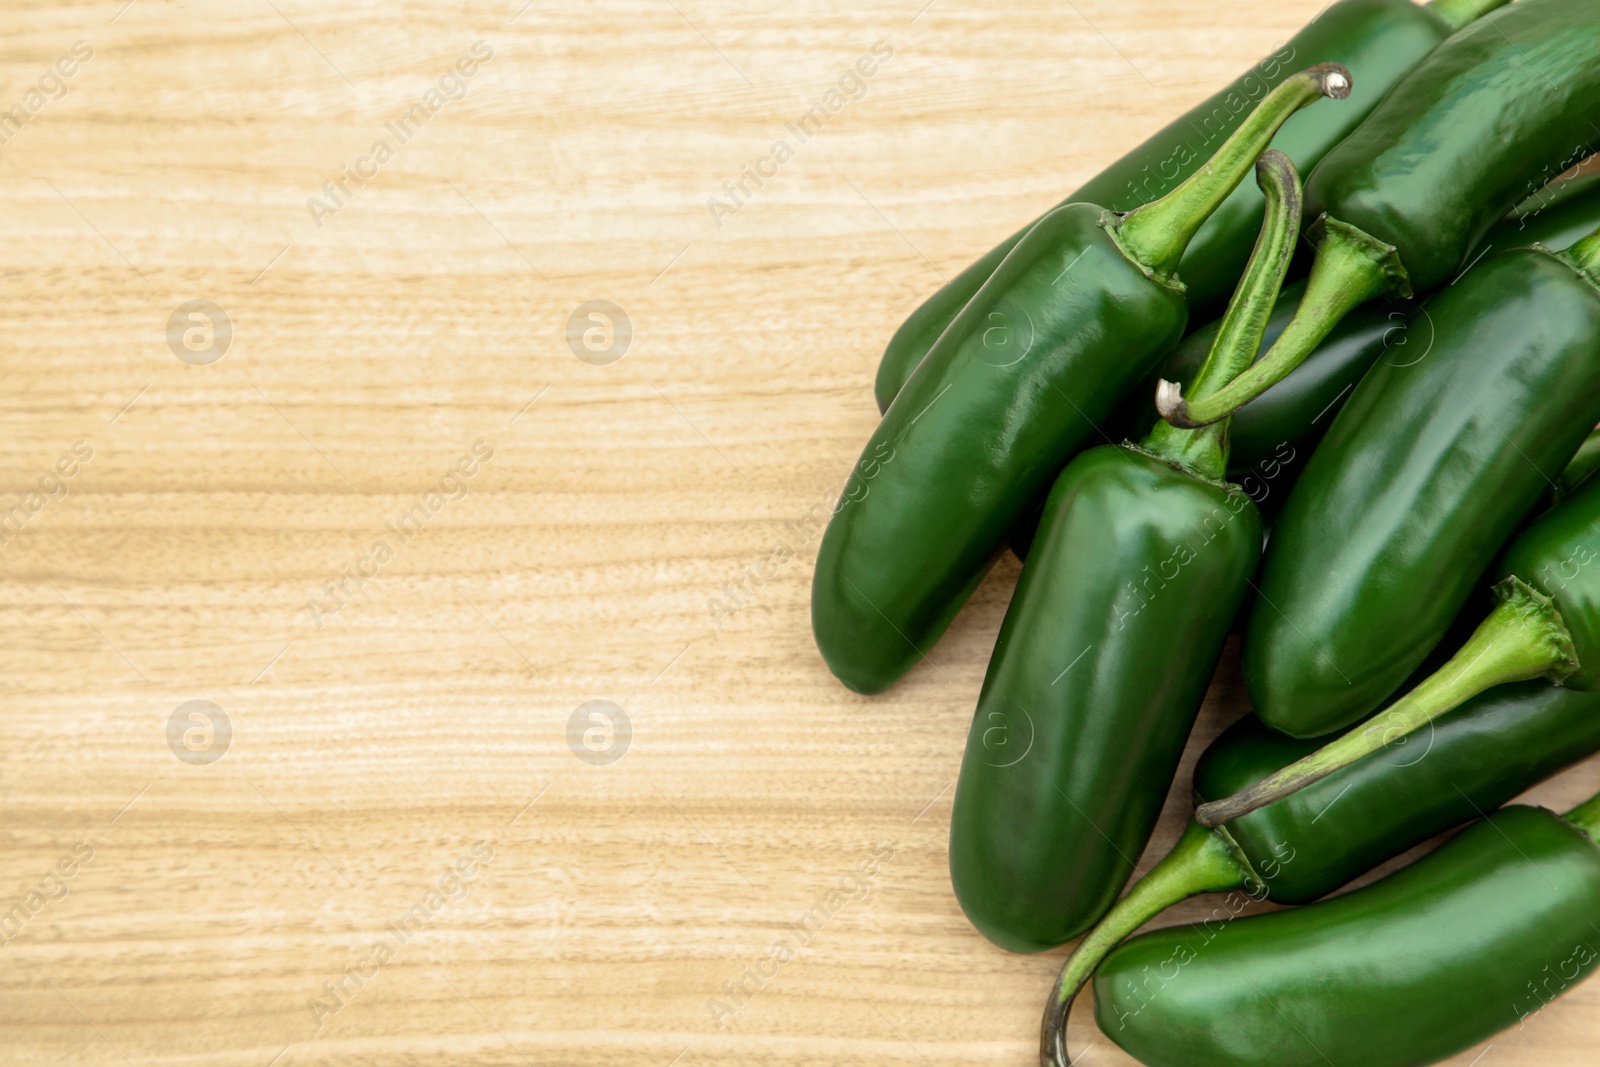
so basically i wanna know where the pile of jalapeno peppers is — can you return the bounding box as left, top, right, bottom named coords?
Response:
left=809, top=0, right=1600, bottom=1062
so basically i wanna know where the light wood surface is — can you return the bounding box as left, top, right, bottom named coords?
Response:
left=1, top=1, right=1595, bottom=1064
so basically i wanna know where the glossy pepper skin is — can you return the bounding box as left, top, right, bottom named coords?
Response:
left=1183, top=175, right=1600, bottom=498
left=956, top=150, right=1305, bottom=956
left=948, top=445, right=1258, bottom=950
left=1147, top=172, right=1600, bottom=490
left=1499, top=471, right=1600, bottom=691
left=1190, top=417, right=1600, bottom=829
left=1196, top=682, right=1600, bottom=903
left=1012, top=175, right=1600, bottom=562
left=814, top=207, right=1185, bottom=693
left=872, top=0, right=1467, bottom=413
left=1006, top=284, right=1380, bottom=566
left=1037, top=670, right=1600, bottom=1066
left=1244, top=246, right=1600, bottom=737
left=1304, top=0, right=1600, bottom=292
left=1094, top=806, right=1600, bottom=1067
left=815, top=69, right=1352, bottom=695
left=1155, top=0, right=1600, bottom=432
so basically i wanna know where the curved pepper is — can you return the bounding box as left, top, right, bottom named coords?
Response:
left=811, top=67, right=1349, bottom=694
left=1239, top=228, right=1600, bottom=738
left=1039, top=680, right=1600, bottom=1066
left=872, top=0, right=1499, bottom=413
left=1158, top=0, right=1600, bottom=428
left=949, top=152, right=1300, bottom=952
left=1093, top=801, right=1600, bottom=1067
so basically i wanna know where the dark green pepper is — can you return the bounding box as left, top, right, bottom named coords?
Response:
left=1193, top=421, right=1600, bottom=828
left=1240, top=228, right=1600, bottom=738
left=1006, top=279, right=1396, bottom=563
left=1150, top=172, right=1600, bottom=487
left=951, top=445, right=1260, bottom=951
left=949, top=152, right=1300, bottom=952
left=1040, top=680, right=1600, bottom=1065
left=811, top=68, right=1350, bottom=694
left=1011, top=172, right=1600, bottom=561
left=1092, top=799, right=1600, bottom=1067
left=1159, top=0, right=1600, bottom=428
left=872, top=0, right=1501, bottom=413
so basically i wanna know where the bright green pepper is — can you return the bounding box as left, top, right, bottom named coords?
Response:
left=1161, top=0, right=1600, bottom=427
left=1039, top=680, right=1600, bottom=1066
left=949, top=152, right=1300, bottom=952
left=1092, top=799, right=1600, bottom=1067
left=872, top=0, right=1501, bottom=413
left=1239, top=227, right=1600, bottom=738
left=811, top=68, right=1350, bottom=694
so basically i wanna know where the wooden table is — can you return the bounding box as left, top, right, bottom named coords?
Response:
left=1, top=1, right=1593, bottom=1063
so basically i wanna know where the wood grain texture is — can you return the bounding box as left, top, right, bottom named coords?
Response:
left=0, top=0, right=1593, bottom=1063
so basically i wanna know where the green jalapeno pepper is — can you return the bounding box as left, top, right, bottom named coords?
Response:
left=1221, top=172, right=1600, bottom=501
left=948, top=152, right=1301, bottom=953
left=1003, top=281, right=1399, bottom=563
left=1039, top=679, right=1600, bottom=1066
left=1010, top=171, right=1600, bottom=561
left=1236, top=225, right=1600, bottom=738
left=1146, top=172, right=1600, bottom=489
left=1160, top=0, right=1600, bottom=428
left=811, top=68, right=1350, bottom=695
left=1091, top=797, right=1600, bottom=1067
left=1193, top=417, right=1600, bottom=828
left=872, top=0, right=1503, bottom=414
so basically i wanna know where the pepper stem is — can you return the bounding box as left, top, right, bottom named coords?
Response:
left=1039, top=819, right=1251, bottom=1067
left=1564, top=227, right=1600, bottom=279
left=1564, top=789, right=1600, bottom=841
left=1143, top=151, right=1302, bottom=478
left=1196, top=577, right=1577, bottom=828
left=1426, top=0, right=1512, bottom=32
left=1116, top=64, right=1351, bottom=279
left=1157, top=217, right=1409, bottom=428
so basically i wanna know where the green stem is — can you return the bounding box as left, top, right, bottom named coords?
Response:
left=1565, top=228, right=1600, bottom=278
left=1117, top=64, right=1350, bottom=278
left=1143, top=151, right=1302, bottom=479
left=1196, top=577, right=1577, bottom=828
left=1157, top=217, right=1408, bottom=428
left=1039, top=820, right=1252, bottom=1067
left=1563, top=789, right=1600, bottom=841
left=1426, top=0, right=1512, bottom=33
